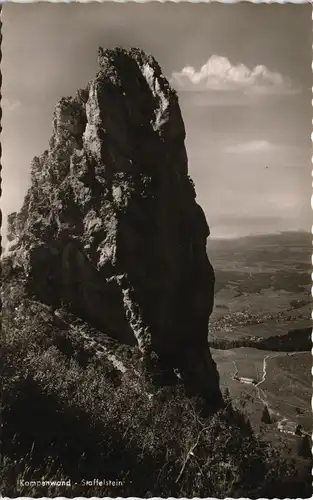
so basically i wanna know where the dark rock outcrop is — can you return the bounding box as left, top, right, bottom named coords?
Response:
left=5, top=48, right=222, bottom=407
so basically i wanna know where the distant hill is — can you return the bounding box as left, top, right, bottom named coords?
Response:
left=207, top=231, right=311, bottom=252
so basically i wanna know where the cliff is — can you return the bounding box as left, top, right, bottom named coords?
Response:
left=4, top=47, right=222, bottom=407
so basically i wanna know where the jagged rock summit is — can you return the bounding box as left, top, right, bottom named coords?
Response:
left=6, top=47, right=222, bottom=406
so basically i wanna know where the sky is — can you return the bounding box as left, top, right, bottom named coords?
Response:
left=1, top=2, right=311, bottom=240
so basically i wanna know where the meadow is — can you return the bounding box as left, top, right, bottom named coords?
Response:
left=209, top=232, right=312, bottom=452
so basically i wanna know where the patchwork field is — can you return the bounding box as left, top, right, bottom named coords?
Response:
left=208, top=231, right=311, bottom=329
left=208, top=232, right=312, bottom=450
left=261, top=352, right=312, bottom=431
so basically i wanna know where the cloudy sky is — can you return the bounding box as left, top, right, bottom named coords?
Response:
left=1, top=2, right=311, bottom=240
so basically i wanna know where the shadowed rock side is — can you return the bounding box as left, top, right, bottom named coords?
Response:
left=6, top=47, right=222, bottom=407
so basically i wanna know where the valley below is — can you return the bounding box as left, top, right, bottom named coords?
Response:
left=208, top=232, right=312, bottom=453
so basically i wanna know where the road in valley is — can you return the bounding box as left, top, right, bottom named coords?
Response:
left=232, top=351, right=310, bottom=436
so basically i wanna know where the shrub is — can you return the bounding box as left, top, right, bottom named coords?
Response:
left=0, top=287, right=309, bottom=497
left=261, top=405, right=271, bottom=424
left=295, top=424, right=303, bottom=436
left=298, top=435, right=311, bottom=460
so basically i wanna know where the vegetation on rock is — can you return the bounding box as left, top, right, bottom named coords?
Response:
left=0, top=286, right=306, bottom=497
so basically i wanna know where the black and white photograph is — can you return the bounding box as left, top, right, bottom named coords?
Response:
left=1, top=2, right=312, bottom=498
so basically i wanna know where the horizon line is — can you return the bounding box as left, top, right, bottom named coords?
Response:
left=208, top=229, right=311, bottom=241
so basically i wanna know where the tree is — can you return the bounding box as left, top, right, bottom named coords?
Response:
left=295, top=424, right=302, bottom=436
left=261, top=405, right=271, bottom=424
left=223, top=387, right=230, bottom=401
left=298, top=435, right=311, bottom=459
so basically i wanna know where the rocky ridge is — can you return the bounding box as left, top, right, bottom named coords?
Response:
left=4, top=47, right=222, bottom=407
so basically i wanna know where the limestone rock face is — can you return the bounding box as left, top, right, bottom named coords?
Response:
left=6, top=48, right=222, bottom=407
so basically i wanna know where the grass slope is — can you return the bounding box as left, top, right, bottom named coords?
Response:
left=1, top=262, right=311, bottom=498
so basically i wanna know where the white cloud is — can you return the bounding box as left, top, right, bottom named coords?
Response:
left=171, top=55, right=299, bottom=95
left=225, top=140, right=276, bottom=153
